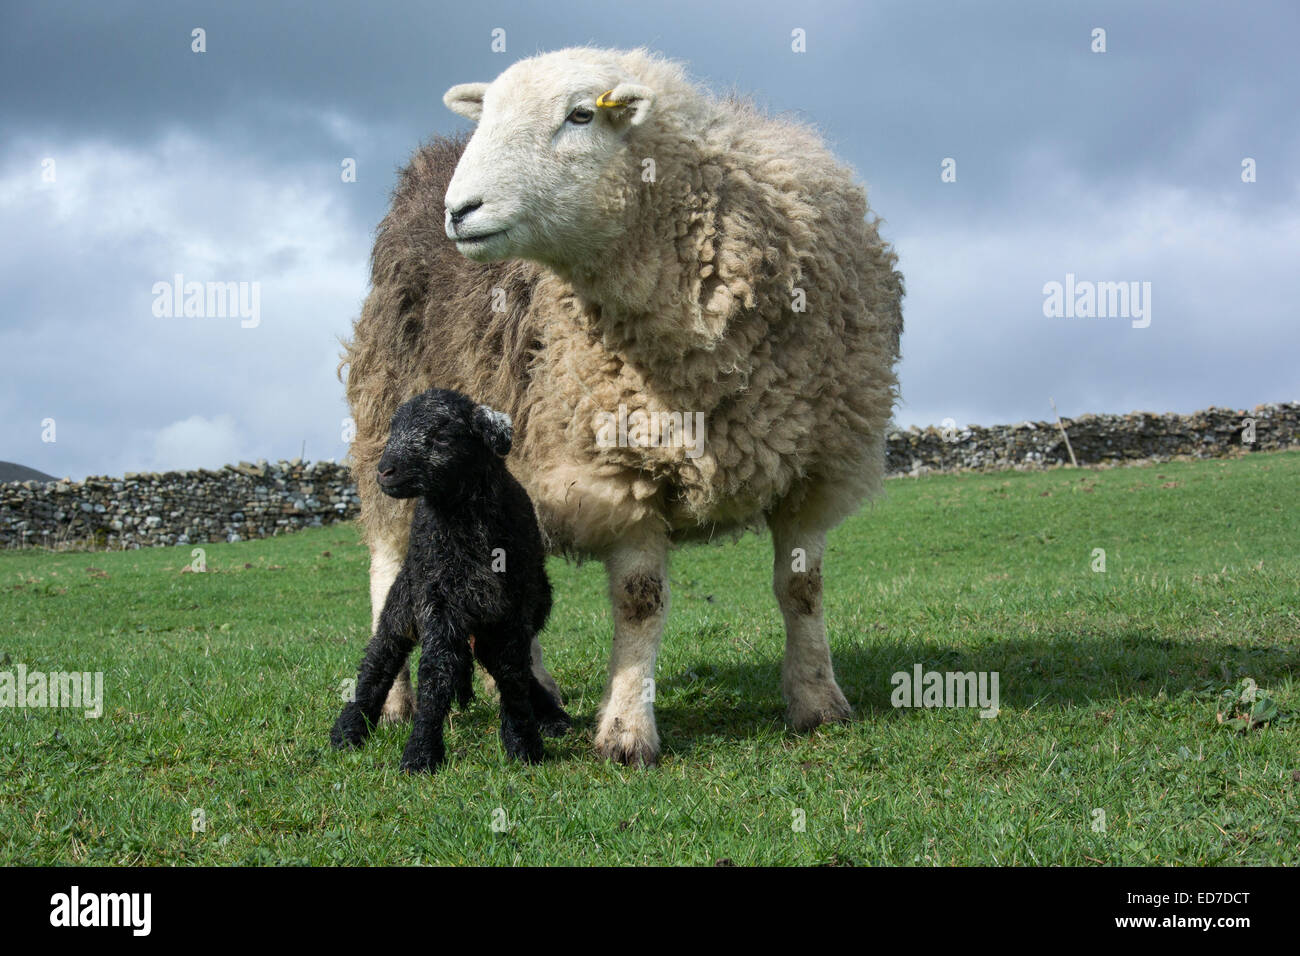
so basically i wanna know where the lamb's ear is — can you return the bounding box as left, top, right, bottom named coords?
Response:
left=472, top=404, right=513, bottom=457
left=596, top=83, right=655, bottom=127
left=444, top=82, right=489, bottom=122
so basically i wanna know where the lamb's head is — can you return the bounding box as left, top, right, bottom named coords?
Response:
left=442, top=48, right=661, bottom=269
left=376, top=388, right=513, bottom=501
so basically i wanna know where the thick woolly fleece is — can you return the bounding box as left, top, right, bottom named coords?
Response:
left=330, top=388, right=570, bottom=773
left=342, top=47, right=904, bottom=561
left=341, top=48, right=904, bottom=761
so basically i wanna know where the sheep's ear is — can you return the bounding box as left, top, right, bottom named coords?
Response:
left=444, top=82, right=488, bottom=122
left=596, top=83, right=655, bottom=127
left=472, top=404, right=513, bottom=457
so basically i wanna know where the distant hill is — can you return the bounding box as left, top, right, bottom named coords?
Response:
left=0, top=461, right=58, bottom=483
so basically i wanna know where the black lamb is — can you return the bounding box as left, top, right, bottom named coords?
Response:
left=330, top=387, right=570, bottom=773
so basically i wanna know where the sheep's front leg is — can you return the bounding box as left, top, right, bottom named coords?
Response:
left=595, top=528, right=668, bottom=766
left=332, top=568, right=417, bottom=748
left=400, top=612, right=469, bottom=774
left=368, top=534, right=416, bottom=724
left=769, top=511, right=852, bottom=730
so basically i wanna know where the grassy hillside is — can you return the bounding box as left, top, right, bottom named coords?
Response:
left=1, top=451, right=1297, bottom=865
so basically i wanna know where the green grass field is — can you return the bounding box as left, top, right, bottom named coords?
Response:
left=1, top=451, right=1297, bottom=865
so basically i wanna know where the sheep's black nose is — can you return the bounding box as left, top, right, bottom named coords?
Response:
left=378, top=466, right=395, bottom=479
left=448, top=199, right=483, bottom=227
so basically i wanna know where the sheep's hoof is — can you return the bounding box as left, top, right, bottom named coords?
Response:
left=379, top=687, right=415, bottom=725
left=785, top=682, right=853, bottom=732
left=594, top=717, right=660, bottom=767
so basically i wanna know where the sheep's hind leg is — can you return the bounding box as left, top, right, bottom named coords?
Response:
left=594, top=528, right=668, bottom=766
left=369, top=535, right=415, bottom=723
left=382, top=663, right=415, bottom=724
left=769, top=505, right=853, bottom=731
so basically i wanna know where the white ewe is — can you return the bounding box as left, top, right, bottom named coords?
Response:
left=342, top=47, right=904, bottom=765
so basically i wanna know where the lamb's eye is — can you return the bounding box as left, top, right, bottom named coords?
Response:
left=429, top=433, right=449, bottom=447
left=566, top=107, right=594, bottom=125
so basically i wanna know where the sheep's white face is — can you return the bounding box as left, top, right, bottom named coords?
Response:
left=442, top=57, right=655, bottom=269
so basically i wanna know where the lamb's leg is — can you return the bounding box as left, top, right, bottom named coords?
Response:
left=769, top=507, right=852, bottom=730
left=529, top=636, right=564, bottom=708
left=368, top=535, right=415, bottom=723
left=331, top=569, right=417, bottom=748
left=479, top=637, right=563, bottom=712
left=594, top=528, right=668, bottom=766
left=475, top=627, right=544, bottom=763
left=529, top=674, right=572, bottom=737
left=400, top=613, right=467, bottom=774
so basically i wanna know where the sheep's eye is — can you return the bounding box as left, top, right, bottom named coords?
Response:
left=566, top=107, right=594, bottom=125
left=429, top=433, right=449, bottom=446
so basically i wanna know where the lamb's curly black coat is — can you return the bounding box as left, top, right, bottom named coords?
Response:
left=330, top=387, right=570, bottom=773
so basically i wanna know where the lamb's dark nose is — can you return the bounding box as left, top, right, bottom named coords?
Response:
left=377, top=466, right=395, bottom=480
left=448, top=199, right=482, bottom=227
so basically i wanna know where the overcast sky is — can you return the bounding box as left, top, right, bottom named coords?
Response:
left=2, top=0, right=1296, bottom=480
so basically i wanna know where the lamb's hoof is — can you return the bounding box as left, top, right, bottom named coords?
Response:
left=786, top=682, right=853, bottom=732
left=502, top=724, right=546, bottom=764
left=594, top=716, right=659, bottom=767
left=399, top=745, right=445, bottom=775
left=330, top=706, right=369, bottom=749
left=379, top=688, right=415, bottom=725
left=507, top=738, right=545, bottom=765
left=399, top=757, right=440, bottom=775
left=538, top=708, right=572, bottom=738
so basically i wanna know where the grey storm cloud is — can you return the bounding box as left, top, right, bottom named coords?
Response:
left=1, top=0, right=1296, bottom=479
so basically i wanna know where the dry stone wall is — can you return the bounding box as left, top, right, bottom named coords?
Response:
left=885, top=403, right=1296, bottom=476
left=1, top=459, right=358, bottom=549
left=2, top=403, right=1296, bottom=549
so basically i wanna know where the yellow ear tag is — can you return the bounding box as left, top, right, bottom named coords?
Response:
left=595, top=89, right=627, bottom=109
